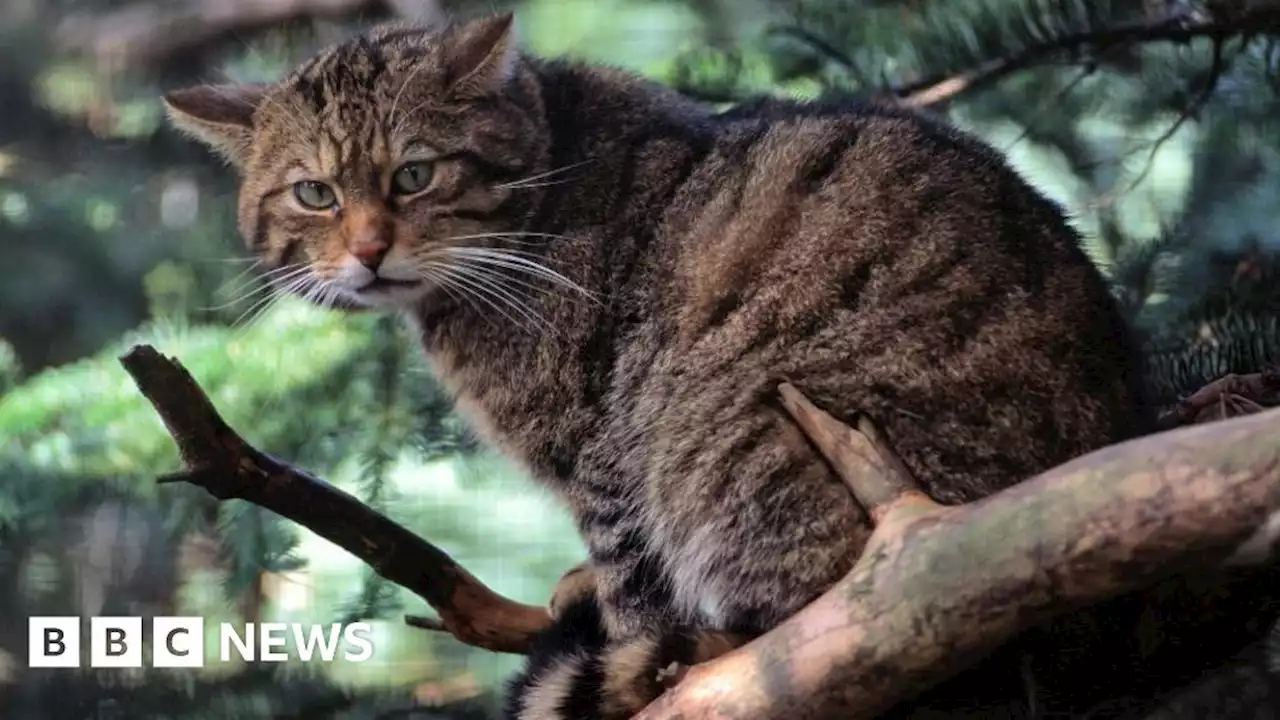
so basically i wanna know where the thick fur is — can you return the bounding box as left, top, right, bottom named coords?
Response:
left=506, top=581, right=743, bottom=720
left=164, top=14, right=1156, bottom=718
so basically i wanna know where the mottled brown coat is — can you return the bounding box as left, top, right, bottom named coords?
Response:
left=164, top=13, right=1153, bottom=718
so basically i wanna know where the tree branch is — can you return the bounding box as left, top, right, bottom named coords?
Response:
left=894, top=8, right=1280, bottom=107
left=53, top=0, right=435, bottom=72
left=118, top=343, right=551, bottom=654
left=120, top=341, right=1280, bottom=717
left=635, top=381, right=1280, bottom=719
left=1158, top=368, right=1280, bottom=429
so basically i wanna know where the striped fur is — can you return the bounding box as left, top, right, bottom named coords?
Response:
left=505, top=574, right=745, bottom=720
left=164, top=13, right=1158, bottom=718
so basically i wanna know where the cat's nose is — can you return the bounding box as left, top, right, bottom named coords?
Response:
left=348, top=227, right=390, bottom=270
left=343, top=203, right=392, bottom=271
left=351, top=238, right=389, bottom=270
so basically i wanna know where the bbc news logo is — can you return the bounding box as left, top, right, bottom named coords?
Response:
left=29, top=617, right=374, bottom=668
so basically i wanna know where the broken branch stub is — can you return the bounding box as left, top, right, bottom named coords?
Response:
left=635, top=386, right=1280, bottom=719
left=778, top=381, right=938, bottom=524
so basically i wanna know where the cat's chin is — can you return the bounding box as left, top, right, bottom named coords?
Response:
left=332, top=279, right=430, bottom=312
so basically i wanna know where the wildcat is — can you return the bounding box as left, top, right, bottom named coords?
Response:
left=163, top=13, right=1155, bottom=718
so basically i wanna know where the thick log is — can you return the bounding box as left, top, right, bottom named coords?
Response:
left=633, top=385, right=1280, bottom=719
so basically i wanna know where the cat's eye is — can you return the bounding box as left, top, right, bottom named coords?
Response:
left=390, top=161, right=434, bottom=196
left=293, top=181, right=337, bottom=210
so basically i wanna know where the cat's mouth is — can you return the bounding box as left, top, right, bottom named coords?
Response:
left=358, top=277, right=422, bottom=293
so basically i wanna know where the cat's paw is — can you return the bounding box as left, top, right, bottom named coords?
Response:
left=548, top=561, right=597, bottom=621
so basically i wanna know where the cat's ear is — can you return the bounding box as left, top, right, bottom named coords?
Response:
left=445, top=13, right=518, bottom=99
left=163, top=83, right=270, bottom=167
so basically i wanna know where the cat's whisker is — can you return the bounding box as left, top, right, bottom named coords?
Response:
left=303, top=278, right=326, bottom=309
left=322, top=280, right=346, bottom=312
left=445, top=262, right=557, bottom=336
left=445, top=231, right=577, bottom=244
left=415, top=246, right=597, bottom=312
left=442, top=247, right=601, bottom=304
left=435, top=270, right=529, bottom=332
left=446, top=258, right=560, bottom=300
left=289, top=273, right=331, bottom=312
left=426, top=271, right=486, bottom=325
left=214, top=259, right=283, bottom=302
left=388, top=58, right=435, bottom=131
left=495, top=178, right=574, bottom=190
left=297, top=274, right=330, bottom=309
left=251, top=276, right=311, bottom=324
left=314, top=283, right=336, bottom=312
left=448, top=267, right=548, bottom=335
left=223, top=261, right=308, bottom=291
left=419, top=263, right=496, bottom=327
left=209, top=259, right=268, bottom=301
left=220, top=261, right=309, bottom=294
left=495, top=160, right=595, bottom=190
left=231, top=290, right=282, bottom=330
left=232, top=270, right=316, bottom=329
left=418, top=250, right=558, bottom=299
left=203, top=286, right=270, bottom=313
left=231, top=283, right=292, bottom=330
left=393, top=98, right=437, bottom=134
left=205, top=263, right=312, bottom=312
left=233, top=262, right=312, bottom=294
left=442, top=256, right=599, bottom=309
left=427, top=263, right=543, bottom=335
left=448, top=245, right=561, bottom=261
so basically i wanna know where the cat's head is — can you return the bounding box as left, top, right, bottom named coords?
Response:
left=164, top=13, right=549, bottom=311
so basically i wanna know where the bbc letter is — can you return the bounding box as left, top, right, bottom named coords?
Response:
left=153, top=617, right=204, bottom=668
left=29, top=617, right=80, bottom=668
left=90, top=617, right=142, bottom=668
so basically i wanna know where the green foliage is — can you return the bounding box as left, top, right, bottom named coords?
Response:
left=0, top=296, right=582, bottom=702
left=7, top=0, right=1280, bottom=713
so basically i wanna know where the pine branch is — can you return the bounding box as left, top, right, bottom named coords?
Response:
left=895, top=7, right=1280, bottom=107
left=118, top=343, right=550, bottom=654
left=635, top=379, right=1280, bottom=719
left=1157, top=368, right=1280, bottom=428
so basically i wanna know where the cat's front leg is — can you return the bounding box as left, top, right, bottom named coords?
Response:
left=581, top=515, right=677, bottom=639
left=569, top=437, right=684, bottom=640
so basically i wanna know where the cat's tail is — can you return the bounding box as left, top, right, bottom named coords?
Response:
left=502, top=596, right=744, bottom=720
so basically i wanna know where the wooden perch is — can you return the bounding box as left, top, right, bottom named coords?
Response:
left=118, top=343, right=551, bottom=654
left=633, top=384, right=1280, bottom=719
left=122, top=341, right=1280, bottom=717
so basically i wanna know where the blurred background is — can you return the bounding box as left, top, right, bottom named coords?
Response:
left=2, top=0, right=1279, bottom=717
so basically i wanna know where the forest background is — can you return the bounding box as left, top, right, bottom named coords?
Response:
left=3, top=0, right=1279, bottom=717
